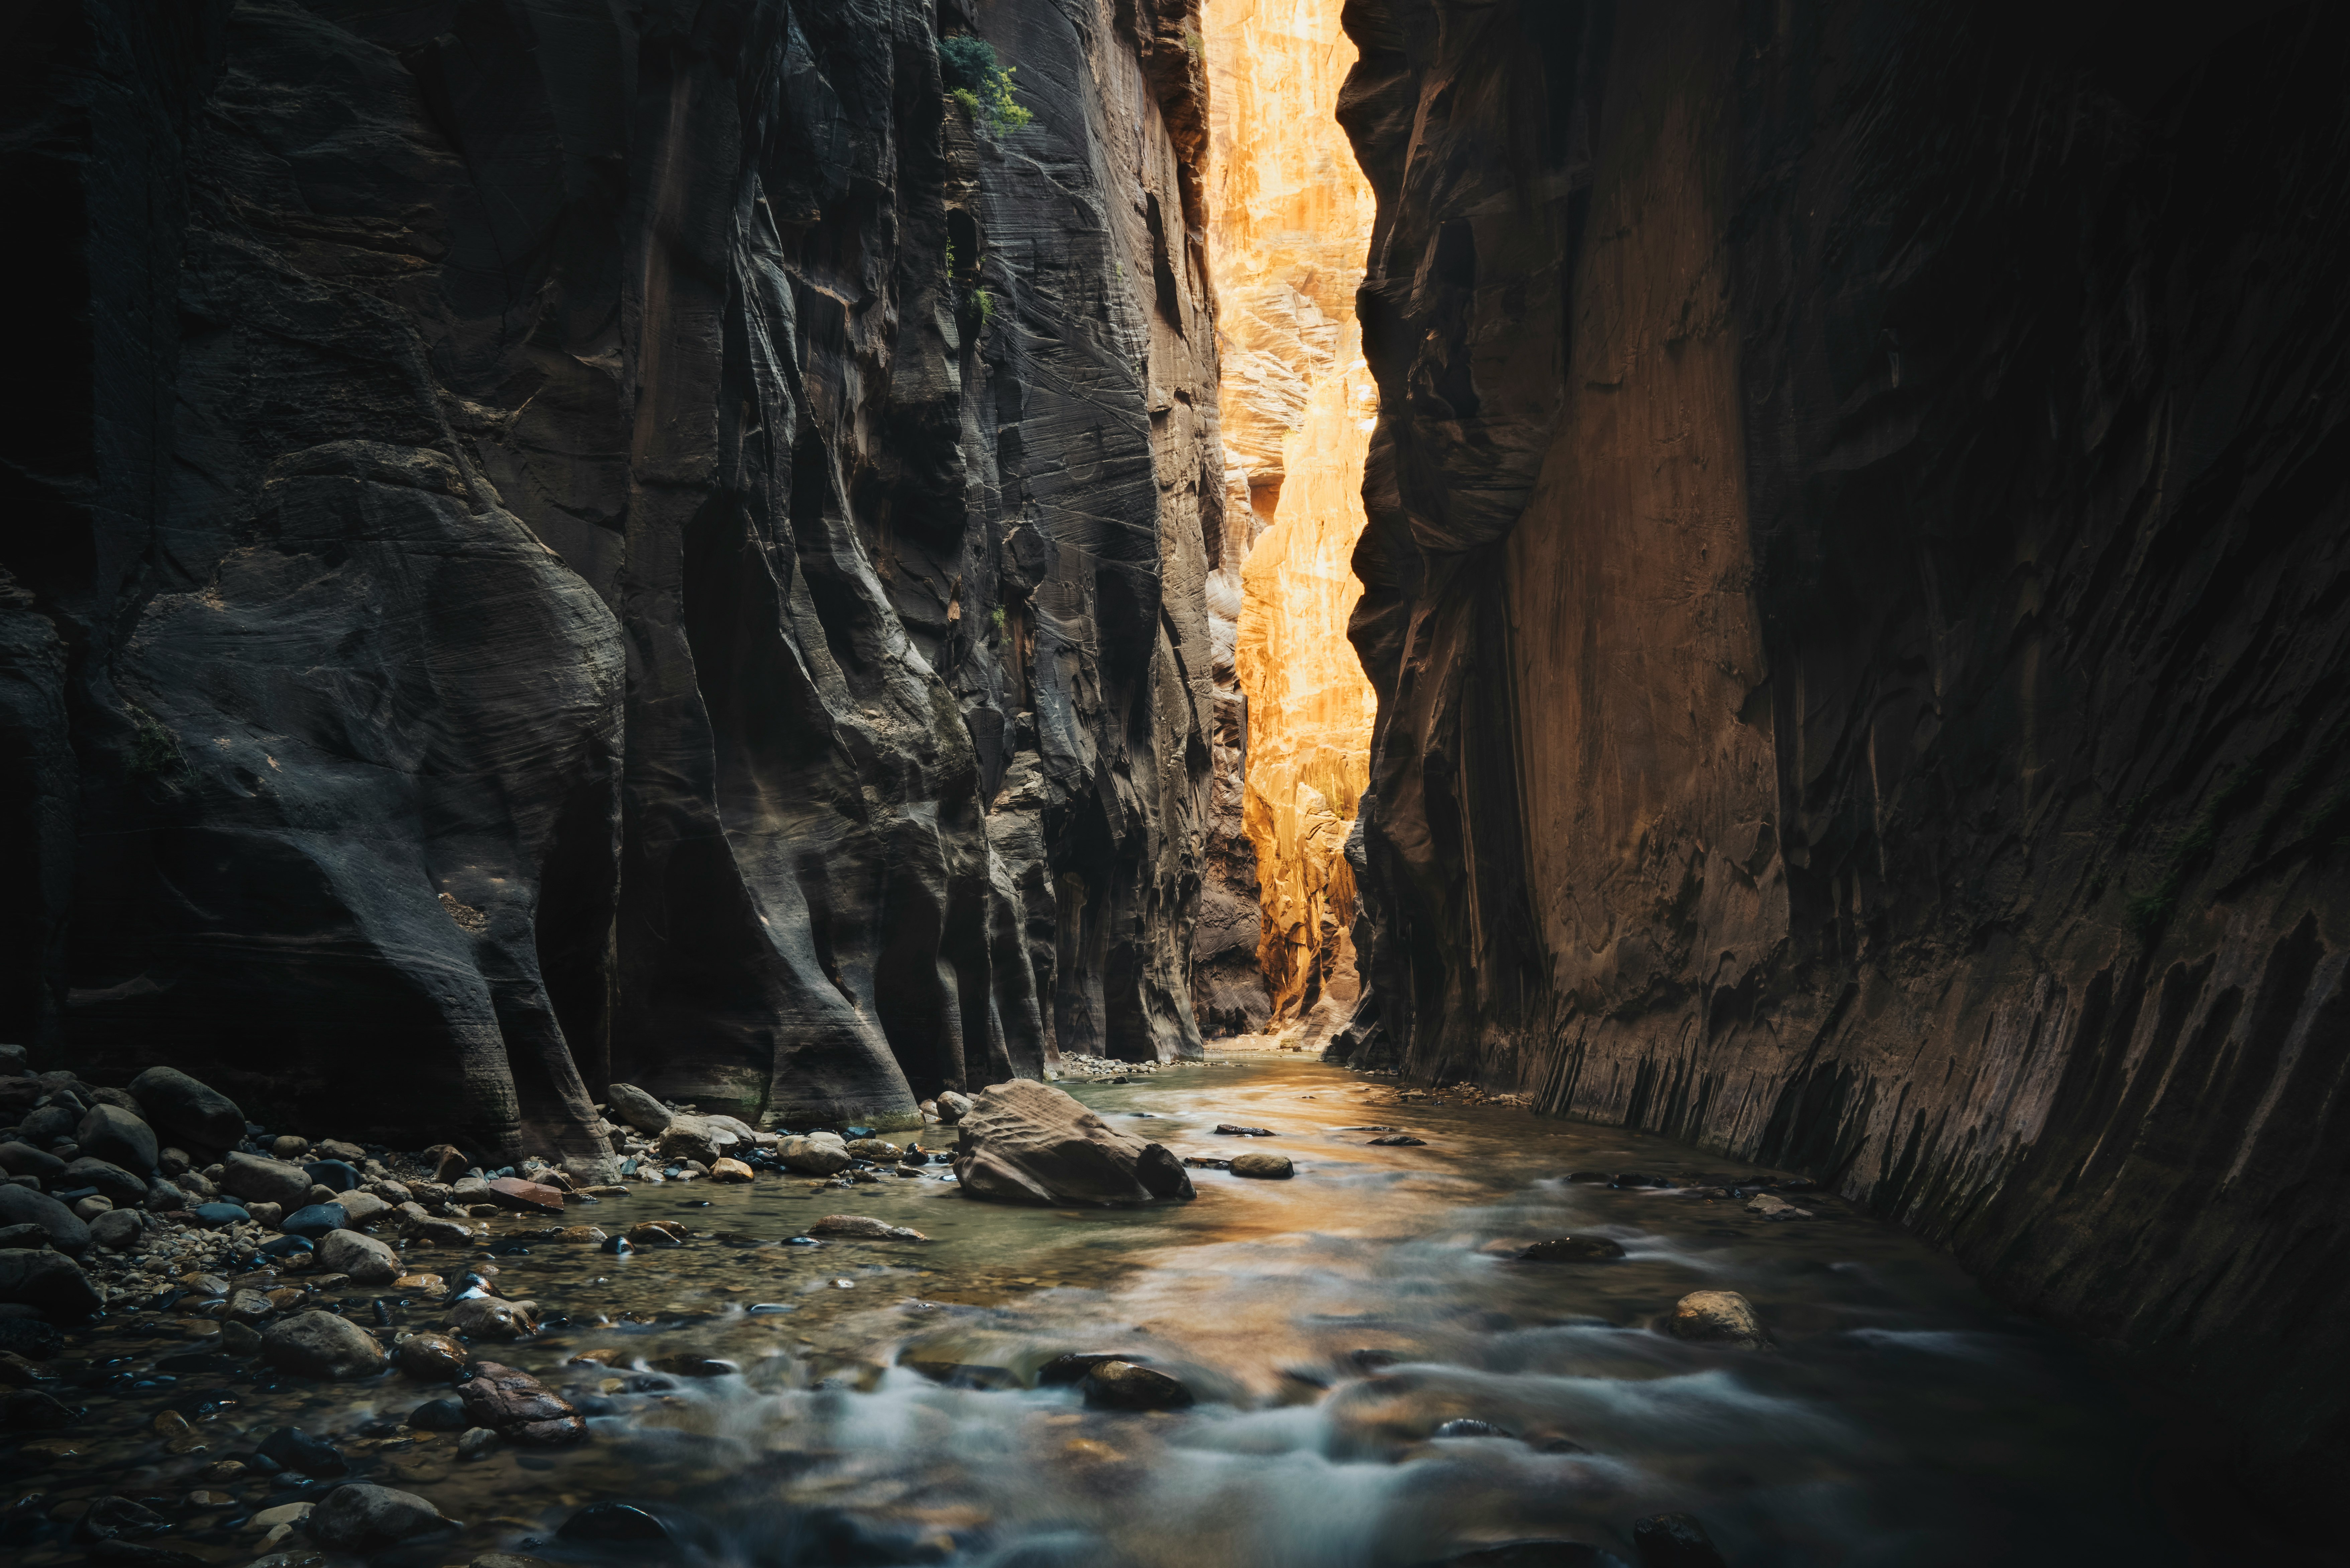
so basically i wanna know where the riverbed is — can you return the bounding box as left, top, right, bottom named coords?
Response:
left=3, top=1059, right=2192, bottom=1567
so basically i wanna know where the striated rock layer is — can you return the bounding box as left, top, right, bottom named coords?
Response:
left=1337, top=0, right=2350, bottom=1506
left=0, top=0, right=1217, bottom=1153
left=1196, top=0, right=1376, bottom=1036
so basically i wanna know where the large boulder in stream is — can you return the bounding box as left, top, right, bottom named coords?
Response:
left=127, top=1068, right=245, bottom=1153
left=951, top=1080, right=1194, bottom=1206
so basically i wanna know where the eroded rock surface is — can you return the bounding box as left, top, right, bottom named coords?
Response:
left=2, top=0, right=1217, bottom=1153
left=1334, top=0, right=2350, bottom=1505
left=952, top=1079, right=1195, bottom=1205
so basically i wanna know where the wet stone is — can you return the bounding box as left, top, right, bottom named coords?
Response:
left=394, top=1331, right=468, bottom=1381
left=1080, top=1359, right=1194, bottom=1411
left=1665, top=1291, right=1768, bottom=1350
left=1517, top=1237, right=1626, bottom=1262
left=258, top=1425, right=346, bottom=1477
left=1631, top=1512, right=1729, bottom=1568
left=304, top=1482, right=447, bottom=1551
left=1229, top=1152, right=1294, bottom=1180
left=408, top=1397, right=469, bottom=1431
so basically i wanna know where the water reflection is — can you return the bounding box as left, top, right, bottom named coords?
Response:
left=6, top=1060, right=2188, bottom=1567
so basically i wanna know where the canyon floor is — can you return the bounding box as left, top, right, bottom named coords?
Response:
left=2, top=1062, right=2198, bottom=1568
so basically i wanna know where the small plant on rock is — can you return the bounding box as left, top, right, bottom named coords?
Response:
left=937, top=35, right=1034, bottom=137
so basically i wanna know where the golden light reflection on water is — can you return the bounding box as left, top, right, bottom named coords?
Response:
left=11, top=1063, right=2188, bottom=1568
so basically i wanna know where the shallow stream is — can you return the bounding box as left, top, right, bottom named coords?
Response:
left=5, top=1059, right=2193, bottom=1567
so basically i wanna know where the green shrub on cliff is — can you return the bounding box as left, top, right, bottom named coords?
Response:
left=938, top=35, right=1033, bottom=137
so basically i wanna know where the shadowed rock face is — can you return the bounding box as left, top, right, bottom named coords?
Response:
left=1337, top=0, right=2350, bottom=1506
left=0, top=0, right=1215, bottom=1151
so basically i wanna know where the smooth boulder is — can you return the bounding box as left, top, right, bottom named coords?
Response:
left=777, top=1132, right=852, bottom=1177
left=455, top=1360, right=588, bottom=1444
left=221, top=1153, right=316, bottom=1210
left=89, top=1209, right=143, bottom=1251
left=263, top=1310, right=389, bottom=1379
left=1229, top=1152, right=1294, bottom=1180
left=304, top=1484, right=447, bottom=1551
left=317, top=1229, right=400, bottom=1286
left=0, top=1142, right=65, bottom=1180
left=63, top=1157, right=147, bottom=1207
left=1080, top=1359, right=1194, bottom=1411
left=281, top=1203, right=348, bottom=1240
left=127, top=1068, right=244, bottom=1152
left=951, top=1080, right=1194, bottom=1206
left=603, top=1083, right=673, bottom=1135
left=75, top=1106, right=157, bottom=1175
left=485, top=1176, right=565, bottom=1214
left=394, top=1331, right=468, bottom=1382
left=1664, top=1291, right=1768, bottom=1350
left=0, top=1250, right=102, bottom=1316
left=807, top=1214, right=926, bottom=1241
left=0, top=1186, right=91, bottom=1257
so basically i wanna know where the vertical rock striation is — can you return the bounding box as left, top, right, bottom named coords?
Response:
left=0, top=0, right=1216, bottom=1153
left=1339, top=0, right=2350, bottom=1503
left=1197, top=0, right=1376, bottom=1037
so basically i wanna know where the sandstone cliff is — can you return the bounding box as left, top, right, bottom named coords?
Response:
left=1338, top=0, right=2350, bottom=1503
left=0, top=0, right=1217, bottom=1155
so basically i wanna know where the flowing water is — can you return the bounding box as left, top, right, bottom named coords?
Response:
left=4, top=1059, right=2194, bottom=1567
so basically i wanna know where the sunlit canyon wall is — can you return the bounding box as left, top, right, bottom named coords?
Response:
left=1337, top=0, right=2350, bottom=1501
left=1195, top=0, right=1378, bottom=1039
left=0, top=0, right=1220, bottom=1151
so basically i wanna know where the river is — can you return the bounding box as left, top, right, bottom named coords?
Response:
left=4, top=1058, right=2192, bottom=1567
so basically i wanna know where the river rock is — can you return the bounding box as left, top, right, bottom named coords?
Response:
left=807, top=1215, right=926, bottom=1241
left=422, top=1145, right=471, bottom=1184
left=936, top=1091, right=973, bottom=1123
left=302, top=1159, right=360, bottom=1193
left=0, top=1250, right=102, bottom=1316
left=845, top=1138, right=903, bottom=1161
left=777, top=1133, right=852, bottom=1176
left=70, top=1195, right=113, bottom=1221
left=89, top=1209, right=144, bottom=1251
left=1518, top=1237, right=1626, bottom=1262
left=951, top=1080, right=1194, bottom=1206
left=74, top=1106, right=157, bottom=1175
left=263, top=1310, right=389, bottom=1379
left=304, top=1483, right=448, bottom=1551
left=709, top=1158, right=753, bottom=1183
left=408, top=1397, right=468, bottom=1430
left=259, top=1425, right=347, bottom=1477
left=455, top=1359, right=588, bottom=1444
left=222, top=1153, right=316, bottom=1211
left=485, top=1176, right=565, bottom=1214
left=191, top=1202, right=248, bottom=1228
left=603, top=1083, right=673, bottom=1135
left=318, top=1230, right=400, bottom=1285
left=448, top=1295, right=536, bottom=1340
left=269, top=1136, right=310, bottom=1161
left=1229, top=1152, right=1295, bottom=1180
left=0, top=1223, right=48, bottom=1249
left=394, top=1331, right=468, bottom=1381
left=0, top=1189, right=90, bottom=1258
left=1080, top=1359, right=1194, bottom=1411
left=63, top=1157, right=147, bottom=1207
left=1631, top=1512, right=1728, bottom=1568
left=404, top=1214, right=477, bottom=1246
left=1665, top=1291, right=1768, bottom=1350
left=1747, top=1193, right=1813, bottom=1220
left=0, top=1142, right=65, bottom=1179
left=336, top=1191, right=390, bottom=1226
left=656, top=1121, right=721, bottom=1165
left=282, top=1203, right=348, bottom=1239
left=127, top=1068, right=244, bottom=1153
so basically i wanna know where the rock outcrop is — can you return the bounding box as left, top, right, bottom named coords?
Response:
left=0, top=0, right=1218, bottom=1152
left=951, top=1077, right=1194, bottom=1205
left=1336, top=0, right=2350, bottom=1511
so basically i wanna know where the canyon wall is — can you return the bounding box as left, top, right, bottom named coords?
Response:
left=0, top=0, right=1218, bottom=1158
left=1196, top=0, right=1376, bottom=1036
left=1338, top=0, right=2350, bottom=1505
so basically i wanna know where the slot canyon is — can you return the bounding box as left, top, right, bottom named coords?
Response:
left=1, top=1, right=2345, bottom=1565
